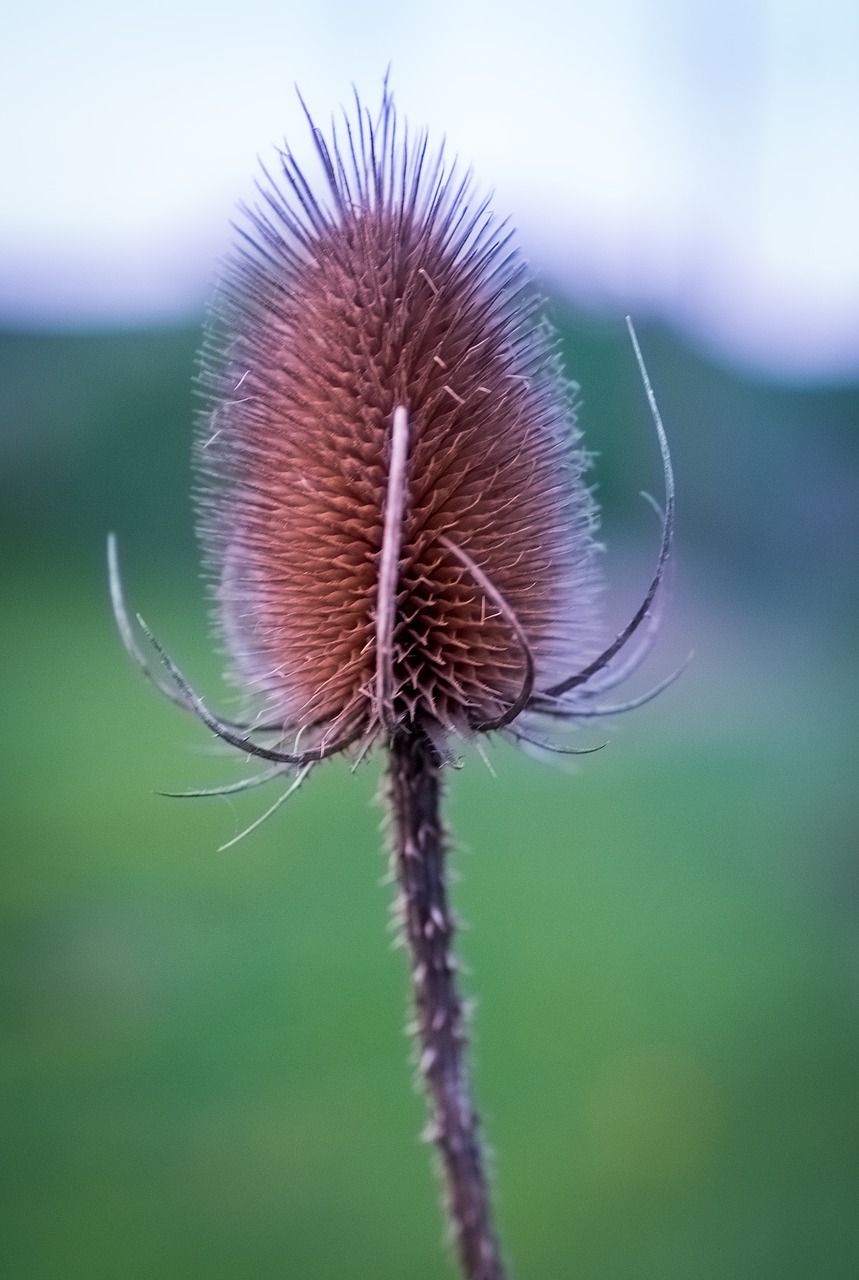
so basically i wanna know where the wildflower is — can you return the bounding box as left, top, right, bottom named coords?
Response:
left=109, top=83, right=677, bottom=1280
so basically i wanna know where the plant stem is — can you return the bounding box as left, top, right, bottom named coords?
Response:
left=387, top=730, right=507, bottom=1280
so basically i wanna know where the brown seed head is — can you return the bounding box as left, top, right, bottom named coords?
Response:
left=195, top=88, right=602, bottom=751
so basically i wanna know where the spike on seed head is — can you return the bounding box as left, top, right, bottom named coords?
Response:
left=194, top=84, right=605, bottom=755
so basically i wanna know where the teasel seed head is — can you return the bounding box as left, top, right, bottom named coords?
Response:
left=110, top=82, right=677, bottom=778
left=108, top=81, right=681, bottom=1280
left=199, top=86, right=603, bottom=754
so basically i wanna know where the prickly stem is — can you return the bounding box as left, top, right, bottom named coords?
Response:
left=387, top=730, right=506, bottom=1280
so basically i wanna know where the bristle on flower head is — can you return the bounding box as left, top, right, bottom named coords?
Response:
left=194, top=85, right=611, bottom=754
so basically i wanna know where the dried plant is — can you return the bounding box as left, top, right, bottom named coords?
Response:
left=109, top=82, right=678, bottom=1280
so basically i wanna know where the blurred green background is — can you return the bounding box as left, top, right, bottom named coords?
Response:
left=1, top=310, right=857, bottom=1279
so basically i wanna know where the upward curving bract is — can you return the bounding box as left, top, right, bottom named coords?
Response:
left=195, top=87, right=603, bottom=752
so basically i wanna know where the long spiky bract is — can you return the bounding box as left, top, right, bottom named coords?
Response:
left=108, top=81, right=678, bottom=1280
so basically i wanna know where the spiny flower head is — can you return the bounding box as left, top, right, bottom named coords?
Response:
left=107, top=84, right=680, bottom=1279
left=110, top=83, right=675, bottom=793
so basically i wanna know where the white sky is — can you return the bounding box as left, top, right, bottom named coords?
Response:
left=1, top=0, right=858, bottom=377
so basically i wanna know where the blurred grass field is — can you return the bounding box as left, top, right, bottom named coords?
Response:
left=1, top=315, right=858, bottom=1278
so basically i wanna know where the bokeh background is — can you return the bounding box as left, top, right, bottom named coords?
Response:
left=2, top=3, right=858, bottom=1278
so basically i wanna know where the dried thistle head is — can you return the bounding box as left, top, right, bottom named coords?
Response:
left=108, top=83, right=680, bottom=1277
left=110, top=83, right=676, bottom=790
